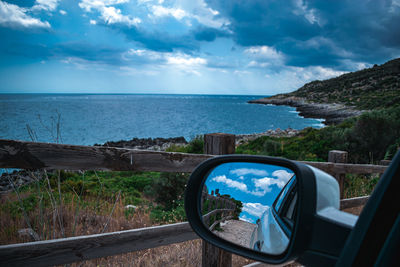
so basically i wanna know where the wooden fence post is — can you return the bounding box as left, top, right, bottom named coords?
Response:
left=202, top=133, right=234, bottom=267
left=328, top=150, right=348, bottom=199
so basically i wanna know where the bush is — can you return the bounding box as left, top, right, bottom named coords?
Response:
left=236, top=107, right=400, bottom=164
left=150, top=200, right=186, bottom=223
left=166, top=135, right=204, bottom=154
left=152, top=172, right=189, bottom=210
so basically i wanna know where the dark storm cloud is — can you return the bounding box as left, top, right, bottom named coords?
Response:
left=3, top=41, right=127, bottom=66
left=192, top=26, right=231, bottom=42
left=205, top=0, right=400, bottom=67
left=118, top=25, right=197, bottom=53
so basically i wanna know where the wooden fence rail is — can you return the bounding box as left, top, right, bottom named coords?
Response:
left=201, top=192, right=236, bottom=230
left=0, top=137, right=387, bottom=267
left=0, top=139, right=387, bottom=176
left=0, top=222, right=197, bottom=267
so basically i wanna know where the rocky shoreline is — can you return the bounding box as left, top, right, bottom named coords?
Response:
left=249, top=96, right=363, bottom=125
left=94, top=136, right=188, bottom=151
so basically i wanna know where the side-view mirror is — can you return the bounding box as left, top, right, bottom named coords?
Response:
left=185, top=155, right=358, bottom=266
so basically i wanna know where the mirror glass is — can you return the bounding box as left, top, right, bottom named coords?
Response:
left=201, top=162, right=297, bottom=255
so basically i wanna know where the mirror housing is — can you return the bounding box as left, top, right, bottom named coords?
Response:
left=185, top=155, right=357, bottom=266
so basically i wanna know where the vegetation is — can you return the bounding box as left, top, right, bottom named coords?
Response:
left=286, top=58, right=400, bottom=109
left=237, top=106, right=400, bottom=164
left=0, top=169, right=192, bottom=244
left=166, top=135, right=204, bottom=154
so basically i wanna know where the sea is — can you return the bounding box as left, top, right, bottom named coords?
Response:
left=0, top=94, right=324, bottom=146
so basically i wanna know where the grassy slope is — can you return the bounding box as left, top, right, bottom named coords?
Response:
left=275, top=58, right=400, bottom=110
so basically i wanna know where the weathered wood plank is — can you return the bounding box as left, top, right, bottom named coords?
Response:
left=0, top=222, right=198, bottom=267
left=301, top=161, right=387, bottom=175
left=203, top=209, right=235, bottom=224
left=204, top=133, right=235, bottom=155
left=0, top=140, right=388, bottom=175
left=0, top=139, right=213, bottom=172
left=209, top=216, right=234, bottom=231
left=340, top=195, right=370, bottom=210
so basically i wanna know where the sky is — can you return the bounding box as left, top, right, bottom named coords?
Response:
left=0, top=0, right=399, bottom=95
left=205, top=162, right=294, bottom=224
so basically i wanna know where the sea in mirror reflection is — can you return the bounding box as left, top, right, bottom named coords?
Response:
left=202, top=162, right=296, bottom=255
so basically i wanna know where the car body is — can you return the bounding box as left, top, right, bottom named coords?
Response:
left=250, top=175, right=296, bottom=254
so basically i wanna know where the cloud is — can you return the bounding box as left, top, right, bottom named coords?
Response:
left=59, top=10, right=67, bottom=15
left=79, top=0, right=141, bottom=27
left=151, top=5, right=187, bottom=20
left=192, top=26, right=230, bottom=42
left=271, top=170, right=293, bottom=184
left=0, top=1, right=50, bottom=29
left=244, top=45, right=285, bottom=68
left=244, top=46, right=283, bottom=60
left=31, top=0, right=60, bottom=12
left=122, top=48, right=206, bottom=73
left=242, top=202, right=269, bottom=218
left=79, top=0, right=129, bottom=12
left=230, top=168, right=268, bottom=177
left=293, top=0, right=322, bottom=26
left=166, top=54, right=206, bottom=67
left=212, top=175, right=248, bottom=193
left=239, top=214, right=254, bottom=223
left=100, top=6, right=141, bottom=26
left=250, top=170, right=293, bottom=196
left=205, top=0, right=400, bottom=68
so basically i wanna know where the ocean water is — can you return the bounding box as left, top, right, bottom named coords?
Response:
left=0, top=94, right=324, bottom=145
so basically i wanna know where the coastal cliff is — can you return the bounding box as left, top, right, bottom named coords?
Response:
left=250, top=58, right=400, bottom=124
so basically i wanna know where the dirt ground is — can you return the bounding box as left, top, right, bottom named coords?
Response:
left=213, top=220, right=257, bottom=249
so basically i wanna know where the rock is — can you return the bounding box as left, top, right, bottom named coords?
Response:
left=249, top=96, right=363, bottom=125
left=235, top=127, right=300, bottom=145
left=95, top=136, right=188, bottom=151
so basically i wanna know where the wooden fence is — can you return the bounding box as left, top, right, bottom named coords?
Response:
left=201, top=192, right=237, bottom=230
left=0, top=137, right=388, bottom=266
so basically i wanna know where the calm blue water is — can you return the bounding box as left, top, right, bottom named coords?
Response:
left=0, top=94, right=324, bottom=145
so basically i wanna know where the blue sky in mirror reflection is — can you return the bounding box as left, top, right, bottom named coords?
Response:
left=205, top=162, right=294, bottom=224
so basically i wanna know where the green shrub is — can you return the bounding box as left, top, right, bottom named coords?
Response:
left=150, top=200, right=186, bottom=223
left=237, top=107, right=400, bottom=164
left=166, top=135, right=204, bottom=154
left=152, top=172, right=189, bottom=210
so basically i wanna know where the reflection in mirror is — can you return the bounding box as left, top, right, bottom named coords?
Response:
left=201, top=162, right=297, bottom=255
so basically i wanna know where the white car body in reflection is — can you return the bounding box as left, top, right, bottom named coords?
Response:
left=250, top=176, right=296, bottom=255
left=249, top=206, right=289, bottom=255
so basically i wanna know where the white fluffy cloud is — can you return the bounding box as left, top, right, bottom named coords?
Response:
left=272, top=170, right=293, bottom=184
left=146, top=0, right=229, bottom=29
left=212, top=175, right=248, bottom=193
left=242, top=202, right=269, bottom=218
left=79, top=0, right=141, bottom=26
left=245, top=45, right=285, bottom=68
left=101, top=6, right=141, bottom=26
left=0, top=1, right=50, bottom=28
left=230, top=168, right=268, bottom=177
left=151, top=5, right=187, bottom=20
left=166, top=54, right=207, bottom=66
left=250, top=170, right=293, bottom=196
left=31, top=0, right=60, bottom=12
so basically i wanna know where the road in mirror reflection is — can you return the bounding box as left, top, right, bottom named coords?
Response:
left=201, top=162, right=296, bottom=255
